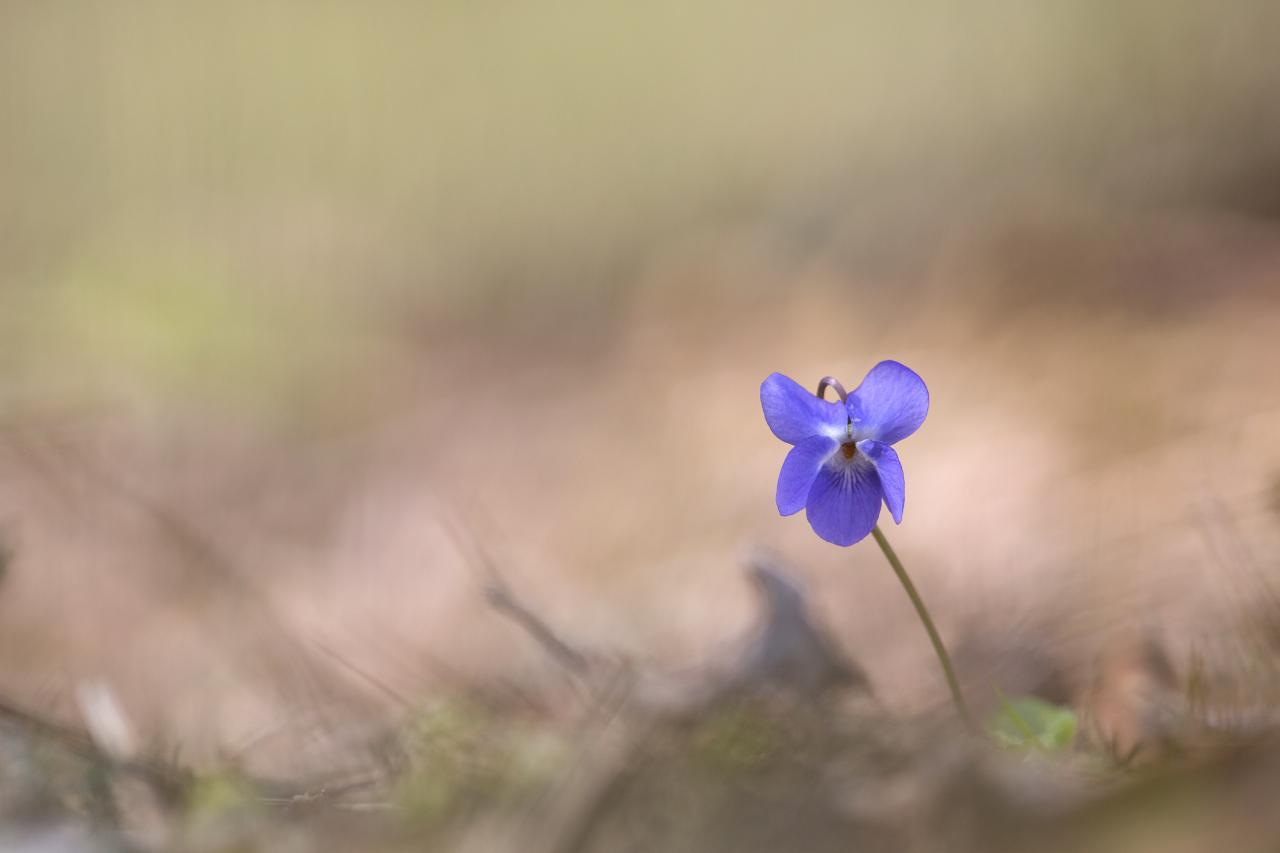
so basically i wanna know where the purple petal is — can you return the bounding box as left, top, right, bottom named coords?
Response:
left=761, top=373, right=848, bottom=445
left=847, top=360, right=929, bottom=444
left=804, top=463, right=883, bottom=546
left=858, top=439, right=905, bottom=523
left=776, top=435, right=838, bottom=516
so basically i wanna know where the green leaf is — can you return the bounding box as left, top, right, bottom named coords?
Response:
left=987, top=692, right=1077, bottom=752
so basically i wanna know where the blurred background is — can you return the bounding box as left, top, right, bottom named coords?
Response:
left=3, top=2, right=1280, bottom=850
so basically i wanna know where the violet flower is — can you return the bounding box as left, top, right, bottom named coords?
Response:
left=760, top=360, right=929, bottom=546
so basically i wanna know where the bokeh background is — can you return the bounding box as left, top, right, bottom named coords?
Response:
left=3, top=2, right=1280, bottom=849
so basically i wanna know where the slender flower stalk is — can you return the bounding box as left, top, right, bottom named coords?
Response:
left=815, top=376, right=848, bottom=404
left=870, top=525, right=973, bottom=729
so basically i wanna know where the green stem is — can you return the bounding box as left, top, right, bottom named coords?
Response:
left=870, top=525, right=974, bottom=730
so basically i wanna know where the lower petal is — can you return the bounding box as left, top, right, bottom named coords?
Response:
left=804, top=463, right=883, bottom=546
left=776, top=435, right=837, bottom=515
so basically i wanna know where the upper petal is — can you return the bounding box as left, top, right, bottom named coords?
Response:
left=847, top=360, right=929, bottom=444
left=760, top=373, right=848, bottom=445
left=804, top=463, right=883, bottom=546
left=857, top=439, right=905, bottom=524
left=776, top=435, right=838, bottom=516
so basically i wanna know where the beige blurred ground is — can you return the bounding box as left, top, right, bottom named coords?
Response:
left=0, top=1, right=1279, bottom=783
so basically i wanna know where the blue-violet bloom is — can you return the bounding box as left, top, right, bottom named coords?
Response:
left=760, top=361, right=929, bottom=546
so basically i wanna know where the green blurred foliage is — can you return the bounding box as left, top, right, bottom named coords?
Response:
left=692, top=704, right=780, bottom=774
left=183, top=770, right=263, bottom=828
left=988, top=695, right=1078, bottom=753
left=2, top=3, right=1278, bottom=415
left=1, top=1, right=1278, bottom=423
left=393, top=697, right=571, bottom=825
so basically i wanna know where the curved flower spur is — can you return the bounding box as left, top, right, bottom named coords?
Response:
left=760, top=360, right=973, bottom=728
left=761, top=360, right=928, bottom=546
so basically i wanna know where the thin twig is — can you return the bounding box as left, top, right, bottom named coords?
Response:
left=484, top=578, right=592, bottom=678
left=446, top=517, right=592, bottom=679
